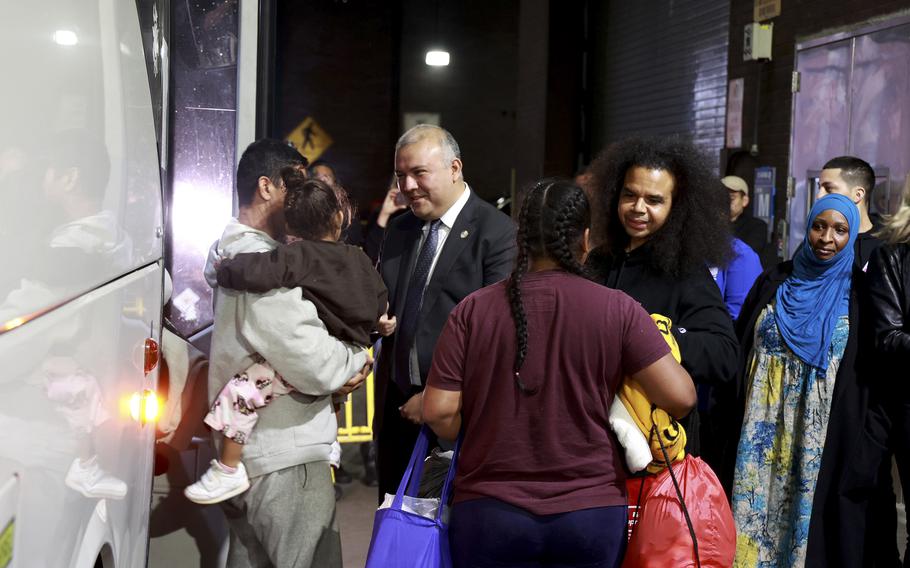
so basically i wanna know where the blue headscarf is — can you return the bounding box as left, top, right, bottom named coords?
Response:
left=774, top=193, right=859, bottom=370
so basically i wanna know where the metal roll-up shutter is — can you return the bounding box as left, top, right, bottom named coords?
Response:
left=590, top=0, right=730, bottom=166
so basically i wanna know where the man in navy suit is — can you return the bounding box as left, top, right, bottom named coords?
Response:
left=374, top=125, right=516, bottom=499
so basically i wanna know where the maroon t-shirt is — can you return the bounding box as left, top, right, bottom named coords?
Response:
left=427, top=270, right=670, bottom=515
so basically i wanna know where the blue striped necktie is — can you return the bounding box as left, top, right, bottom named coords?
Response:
left=394, top=219, right=442, bottom=393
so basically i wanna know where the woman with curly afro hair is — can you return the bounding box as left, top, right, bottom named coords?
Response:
left=585, top=136, right=739, bottom=468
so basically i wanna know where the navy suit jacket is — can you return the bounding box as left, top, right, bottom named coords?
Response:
left=375, top=190, right=516, bottom=428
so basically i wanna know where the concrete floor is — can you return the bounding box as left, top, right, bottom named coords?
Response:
left=335, top=458, right=379, bottom=568
left=147, top=443, right=909, bottom=567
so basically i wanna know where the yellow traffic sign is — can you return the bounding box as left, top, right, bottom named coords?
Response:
left=286, top=116, right=333, bottom=163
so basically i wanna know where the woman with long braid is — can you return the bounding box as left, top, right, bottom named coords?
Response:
left=422, top=179, right=696, bottom=568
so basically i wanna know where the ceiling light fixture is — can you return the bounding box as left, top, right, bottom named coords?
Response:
left=425, top=50, right=450, bottom=66
left=425, top=0, right=449, bottom=67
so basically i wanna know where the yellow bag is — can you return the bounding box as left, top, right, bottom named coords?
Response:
left=617, top=314, right=687, bottom=474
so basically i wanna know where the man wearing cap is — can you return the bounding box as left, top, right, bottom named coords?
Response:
left=723, top=175, right=769, bottom=259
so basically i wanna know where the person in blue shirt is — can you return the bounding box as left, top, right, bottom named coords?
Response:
left=710, top=237, right=763, bottom=320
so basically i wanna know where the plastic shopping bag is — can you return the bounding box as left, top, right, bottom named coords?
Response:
left=623, top=455, right=735, bottom=568
left=365, top=426, right=460, bottom=568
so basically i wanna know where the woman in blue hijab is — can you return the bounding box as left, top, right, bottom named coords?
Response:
left=730, top=194, right=865, bottom=567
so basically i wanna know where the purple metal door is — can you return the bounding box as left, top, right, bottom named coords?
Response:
left=788, top=39, right=851, bottom=257
left=850, top=24, right=910, bottom=217
left=788, top=17, right=910, bottom=256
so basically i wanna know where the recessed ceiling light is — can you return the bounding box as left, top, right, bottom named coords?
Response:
left=425, top=50, right=450, bottom=66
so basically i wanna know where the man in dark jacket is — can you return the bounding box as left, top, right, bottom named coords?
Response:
left=374, top=125, right=516, bottom=500
left=723, top=174, right=769, bottom=261
left=586, top=137, right=739, bottom=465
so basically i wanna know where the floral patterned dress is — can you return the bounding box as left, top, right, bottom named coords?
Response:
left=732, top=303, right=850, bottom=568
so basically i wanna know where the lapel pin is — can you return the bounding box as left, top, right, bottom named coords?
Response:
left=460, top=230, right=469, bottom=239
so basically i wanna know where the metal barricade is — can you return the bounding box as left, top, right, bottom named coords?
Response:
left=337, top=347, right=375, bottom=444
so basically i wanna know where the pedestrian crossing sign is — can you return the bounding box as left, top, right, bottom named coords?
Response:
left=286, top=116, right=333, bottom=163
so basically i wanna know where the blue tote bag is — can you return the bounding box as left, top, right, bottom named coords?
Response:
left=364, top=426, right=460, bottom=568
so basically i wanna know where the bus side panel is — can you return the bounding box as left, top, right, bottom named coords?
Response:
left=0, top=263, right=161, bottom=568
left=0, top=0, right=163, bottom=325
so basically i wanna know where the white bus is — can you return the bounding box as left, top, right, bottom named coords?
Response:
left=0, top=0, right=166, bottom=565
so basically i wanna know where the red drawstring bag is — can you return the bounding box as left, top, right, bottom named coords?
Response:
left=623, top=456, right=735, bottom=568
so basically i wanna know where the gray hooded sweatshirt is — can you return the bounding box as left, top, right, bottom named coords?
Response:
left=205, top=219, right=367, bottom=477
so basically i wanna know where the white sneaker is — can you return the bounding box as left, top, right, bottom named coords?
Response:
left=65, top=457, right=128, bottom=500
left=184, top=460, right=250, bottom=504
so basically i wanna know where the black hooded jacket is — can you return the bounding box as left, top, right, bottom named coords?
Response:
left=587, top=245, right=739, bottom=457
left=587, top=246, right=739, bottom=388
